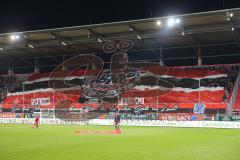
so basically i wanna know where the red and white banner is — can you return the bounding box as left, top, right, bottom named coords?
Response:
left=1, top=66, right=230, bottom=110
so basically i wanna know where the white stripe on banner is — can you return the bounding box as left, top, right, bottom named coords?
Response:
left=23, top=73, right=227, bottom=84
left=133, top=86, right=224, bottom=92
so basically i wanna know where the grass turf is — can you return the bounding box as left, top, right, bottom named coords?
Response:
left=0, top=124, right=240, bottom=160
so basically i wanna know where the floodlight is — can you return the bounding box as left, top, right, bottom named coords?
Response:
left=156, top=20, right=162, bottom=26
left=10, top=35, right=16, bottom=40
left=28, top=44, right=34, bottom=48
left=137, top=35, right=141, bottom=40
left=97, top=38, right=103, bottom=43
left=175, top=18, right=180, bottom=24
left=10, top=34, right=20, bottom=41
left=129, top=27, right=134, bottom=31
left=167, top=18, right=175, bottom=27
left=167, top=17, right=181, bottom=27
left=60, top=41, right=67, bottom=46
left=226, top=12, right=234, bottom=20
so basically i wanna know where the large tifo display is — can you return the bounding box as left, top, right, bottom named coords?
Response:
left=0, top=65, right=236, bottom=113
left=1, top=118, right=240, bottom=129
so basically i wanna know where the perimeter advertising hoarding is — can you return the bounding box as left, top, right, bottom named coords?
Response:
left=0, top=118, right=240, bottom=129
left=0, top=112, right=24, bottom=118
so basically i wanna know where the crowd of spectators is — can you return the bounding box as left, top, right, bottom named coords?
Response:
left=223, top=66, right=239, bottom=102
left=0, top=76, right=24, bottom=103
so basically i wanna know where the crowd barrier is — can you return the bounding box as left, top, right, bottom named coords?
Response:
left=1, top=118, right=240, bottom=129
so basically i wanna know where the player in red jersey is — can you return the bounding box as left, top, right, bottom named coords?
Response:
left=114, top=112, right=121, bottom=133
left=34, top=114, right=40, bottom=128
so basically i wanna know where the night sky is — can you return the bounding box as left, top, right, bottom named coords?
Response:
left=1, top=0, right=240, bottom=33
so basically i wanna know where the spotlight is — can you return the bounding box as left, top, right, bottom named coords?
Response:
left=167, top=17, right=181, bottom=27
left=60, top=41, right=67, bottom=46
left=97, top=38, right=103, bottom=43
left=10, top=34, right=20, bottom=41
left=28, top=44, right=34, bottom=48
left=10, top=35, right=15, bottom=40
left=226, top=12, right=234, bottom=20
left=175, top=18, right=180, bottom=24
left=232, top=27, right=235, bottom=31
left=167, top=18, right=175, bottom=27
left=129, top=27, right=134, bottom=31
left=156, top=20, right=162, bottom=26
left=137, top=34, right=142, bottom=40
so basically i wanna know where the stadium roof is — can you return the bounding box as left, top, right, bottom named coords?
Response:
left=1, top=8, right=240, bottom=72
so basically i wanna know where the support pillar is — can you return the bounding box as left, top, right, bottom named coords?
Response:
left=197, top=44, right=202, bottom=66
left=159, top=47, right=164, bottom=65
left=62, top=56, right=66, bottom=71
left=8, top=59, right=13, bottom=76
left=34, top=58, right=39, bottom=73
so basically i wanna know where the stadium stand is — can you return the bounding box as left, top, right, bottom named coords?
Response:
left=0, top=8, right=240, bottom=121
left=1, top=65, right=239, bottom=116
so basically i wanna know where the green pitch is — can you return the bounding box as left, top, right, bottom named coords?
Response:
left=0, top=124, right=240, bottom=160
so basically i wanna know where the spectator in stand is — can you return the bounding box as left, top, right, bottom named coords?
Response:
left=222, top=65, right=239, bottom=102
left=223, top=90, right=228, bottom=102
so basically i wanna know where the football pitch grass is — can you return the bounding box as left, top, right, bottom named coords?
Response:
left=0, top=124, right=240, bottom=160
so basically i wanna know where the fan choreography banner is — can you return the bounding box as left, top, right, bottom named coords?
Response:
left=0, top=40, right=232, bottom=116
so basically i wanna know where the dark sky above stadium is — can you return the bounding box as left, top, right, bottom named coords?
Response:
left=1, top=0, right=240, bottom=33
